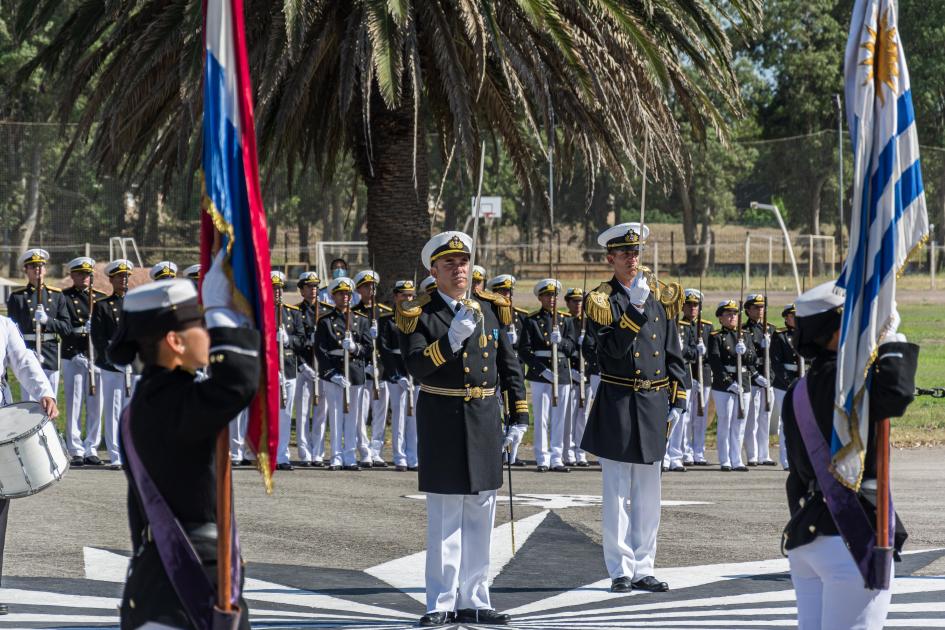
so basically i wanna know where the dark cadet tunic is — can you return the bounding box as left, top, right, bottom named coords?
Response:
left=580, top=277, right=690, bottom=464
left=61, top=286, right=107, bottom=360
left=6, top=284, right=72, bottom=370
left=518, top=308, right=576, bottom=384
left=398, top=290, right=528, bottom=494
left=275, top=303, right=305, bottom=380
left=708, top=326, right=757, bottom=392
left=315, top=308, right=372, bottom=385
left=781, top=344, right=916, bottom=553
left=770, top=327, right=801, bottom=391
left=119, top=327, right=260, bottom=629
left=679, top=317, right=713, bottom=385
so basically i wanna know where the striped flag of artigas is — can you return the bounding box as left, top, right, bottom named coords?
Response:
left=835, top=0, right=929, bottom=489
left=200, top=0, right=279, bottom=489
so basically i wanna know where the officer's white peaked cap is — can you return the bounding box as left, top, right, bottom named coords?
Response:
left=421, top=231, right=472, bottom=269
left=597, top=223, right=649, bottom=248
left=533, top=278, right=562, bottom=296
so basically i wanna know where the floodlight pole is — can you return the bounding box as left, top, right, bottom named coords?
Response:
left=751, top=201, right=801, bottom=296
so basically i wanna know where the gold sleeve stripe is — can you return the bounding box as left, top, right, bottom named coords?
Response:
left=619, top=313, right=641, bottom=332
left=514, top=400, right=529, bottom=412
left=423, top=340, right=446, bottom=367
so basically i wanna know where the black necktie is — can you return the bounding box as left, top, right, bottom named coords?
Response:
left=454, top=302, right=461, bottom=313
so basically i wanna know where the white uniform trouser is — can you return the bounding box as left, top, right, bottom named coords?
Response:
left=389, top=381, right=419, bottom=468
left=599, top=458, right=662, bottom=580
left=229, top=408, right=249, bottom=461
left=664, top=387, right=692, bottom=468
left=23, top=369, right=59, bottom=402
left=276, top=377, right=297, bottom=464
left=101, top=369, right=136, bottom=465
left=363, top=380, right=390, bottom=461
left=326, top=381, right=366, bottom=466
left=713, top=389, right=750, bottom=468
left=688, top=380, right=712, bottom=463
left=294, top=372, right=328, bottom=463
left=425, top=491, right=497, bottom=613
left=569, top=380, right=592, bottom=463
left=62, top=357, right=103, bottom=457
left=531, top=381, right=571, bottom=468
left=773, top=387, right=789, bottom=468
left=745, top=385, right=773, bottom=463
left=788, top=535, right=892, bottom=630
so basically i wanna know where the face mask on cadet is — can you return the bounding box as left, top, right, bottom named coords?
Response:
left=332, top=267, right=347, bottom=279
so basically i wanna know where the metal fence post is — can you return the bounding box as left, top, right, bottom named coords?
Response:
left=932, top=242, right=938, bottom=290
left=808, top=234, right=814, bottom=281
left=653, top=241, right=660, bottom=278
left=744, top=233, right=751, bottom=286
left=768, top=236, right=773, bottom=280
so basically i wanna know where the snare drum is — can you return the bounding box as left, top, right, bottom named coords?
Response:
left=0, top=402, right=70, bottom=498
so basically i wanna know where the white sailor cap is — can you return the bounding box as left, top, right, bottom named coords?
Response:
left=270, top=270, right=287, bottom=287
left=420, top=275, right=438, bottom=293
left=183, top=264, right=201, bottom=280
left=684, top=289, right=704, bottom=304
left=106, top=259, right=134, bottom=276
left=354, top=270, right=380, bottom=287
left=564, top=287, right=584, bottom=300
left=393, top=280, right=417, bottom=294
left=18, top=248, right=50, bottom=267
left=421, top=231, right=472, bottom=269
left=149, top=261, right=178, bottom=280
left=782, top=303, right=796, bottom=317
left=487, top=274, right=516, bottom=291
left=597, top=222, right=649, bottom=249
left=533, top=278, right=562, bottom=297
left=68, top=257, right=96, bottom=273
left=472, top=265, right=486, bottom=281
left=297, top=271, right=320, bottom=287
left=743, top=293, right=766, bottom=309
left=794, top=281, right=845, bottom=357
left=715, top=299, right=739, bottom=317
left=329, top=276, right=355, bottom=294
left=795, top=281, right=844, bottom=318
left=108, top=279, right=202, bottom=366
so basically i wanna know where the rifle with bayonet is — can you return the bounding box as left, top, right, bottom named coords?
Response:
left=370, top=279, right=380, bottom=400
left=736, top=273, right=746, bottom=420
left=277, top=298, right=287, bottom=409
left=577, top=266, right=588, bottom=408
left=763, top=275, right=771, bottom=412
left=343, top=304, right=351, bottom=413
left=696, top=275, right=705, bottom=416
left=88, top=275, right=96, bottom=396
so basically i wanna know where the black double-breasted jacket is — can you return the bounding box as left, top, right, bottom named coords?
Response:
left=743, top=318, right=777, bottom=379
left=353, top=301, right=392, bottom=382
left=315, top=308, right=373, bottom=385
left=275, top=302, right=305, bottom=380
left=92, top=293, right=135, bottom=373
left=781, top=344, right=915, bottom=553
left=708, top=326, right=757, bottom=392
left=296, top=299, right=332, bottom=369
left=61, top=286, right=108, bottom=360
left=679, top=317, right=713, bottom=386
left=398, top=290, right=528, bottom=494
left=771, top=327, right=801, bottom=391
left=6, top=284, right=72, bottom=370
left=519, top=308, right=577, bottom=384
left=379, top=312, right=408, bottom=382
left=119, top=326, right=260, bottom=630
left=579, top=277, right=690, bottom=464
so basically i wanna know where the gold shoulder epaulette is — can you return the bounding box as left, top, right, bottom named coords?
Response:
left=378, top=310, right=394, bottom=319
left=701, top=318, right=713, bottom=326
left=377, top=303, right=393, bottom=312
left=559, top=310, right=573, bottom=318
left=777, top=326, right=788, bottom=333
left=395, top=292, right=431, bottom=334
left=474, top=288, right=512, bottom=326
left=710, top=329, right=721, bottom=335
left=45, top=286, right=62, bottom=293
left=11, top=286, right=29, bottom=294
left=319, top=300, right=333, bottom=309
left=284, top=303, right=300, bottom=310
left=586, top=282, right=613, bottom=326
left=94, top=289, right=108, bottom=296
left=513, top=306, right=529, bottom=315
left=678, top=319, right=691, bottom=326
left=527, top=309, right=541, bottom=318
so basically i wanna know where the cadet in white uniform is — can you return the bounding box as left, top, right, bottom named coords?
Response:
left=294, top=271, right=330, bottom=465
left=272, top=271, right=305, bottom=471
left=708, top=300, right=755, bottom=471
left=149, top=261, right=177, bottom=281
left=354, top=269, right=391, bottom=466
left=384, top=280, right=420, bottom=471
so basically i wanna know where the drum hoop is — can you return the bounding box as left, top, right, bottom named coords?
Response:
left=0, top=403, right=50, bottom=447
left=0, top=407, right=70, bottom=499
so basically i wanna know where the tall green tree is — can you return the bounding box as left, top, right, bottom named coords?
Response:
left=17, top=0, right=759, bottom=289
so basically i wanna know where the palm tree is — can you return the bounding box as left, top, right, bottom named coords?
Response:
left=17, top=0, right=759, bottom=289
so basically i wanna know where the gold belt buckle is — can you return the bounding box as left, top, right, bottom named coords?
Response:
left=464, top=386, right=483, bottom=401
left=640, top=379, right=652, bottom=391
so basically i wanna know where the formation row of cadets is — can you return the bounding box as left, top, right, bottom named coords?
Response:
left=4, top=249, right=199, bottom=471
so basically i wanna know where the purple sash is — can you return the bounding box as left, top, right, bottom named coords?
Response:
left=121, top=407, right=242, bottom=629
left=791, top=377, right=894, bottom=590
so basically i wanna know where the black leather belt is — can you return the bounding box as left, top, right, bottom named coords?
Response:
left=600, top=373, right=669, bottom=391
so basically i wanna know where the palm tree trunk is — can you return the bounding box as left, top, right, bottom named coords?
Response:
left=17, top=143, right=43, bottom=261
left=358, top=106, right=430, bottom=300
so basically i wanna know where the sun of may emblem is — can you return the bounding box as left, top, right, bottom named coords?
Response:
left=860, top=7, right=899, bottom=104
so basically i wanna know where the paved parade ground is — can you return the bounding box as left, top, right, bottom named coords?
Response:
left=2, top=447, right=944, bottom=629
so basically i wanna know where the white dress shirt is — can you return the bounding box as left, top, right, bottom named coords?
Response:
left=1, top=316, right=55, bottom=400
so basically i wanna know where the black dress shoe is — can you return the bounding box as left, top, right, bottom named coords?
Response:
left=564, top=460, right=577, bottom=467
left=419, top=611, right=453, bottom=626
left=373, top=460, right=389, bottom=468
left=734, top=465, right=749, bottom=472
left=761, top=460, right=777, bottom=466
left=277, top=462, right=294, bottom=471
left=343, top=464, right=361, bottom=471
left=576, top=460, right=590, bottom=467
left=109, top=464, right=123, bottom=471
left=551, top=465, right=570, bottom=473
left=747, top=461, right=759, bottom=467
left=661, top=465, right=669, bottom=472
left=84, top=455, right=103, bottom=466
left=720, top=465, right=732, bottom=471
left=632, top=576, right=669, bottom=592
left=408, top=466, right=419, bottom=471
left=535, top=465, right=549, bottom=472
left=668, top=466, right=687, bottom=472
left=240, top=459, right=252, bottom=466
left=512, top=459, right=526, bottom=467
left=360, top=461, right=373, bottom=469
left=693, top=460, right=709, bottom=466
left=329, top=465, right=342, bottom=471
left=0, top=603, right=7, bottom=615
left=70, top=455, right=85, bottom=467
left=312, top=461, right=326, bottom=468
left=610, top=576, right=633, bottom=593
left=455, top=608, right=510, bottom=625
left=395, top=465, right=407, bottom=472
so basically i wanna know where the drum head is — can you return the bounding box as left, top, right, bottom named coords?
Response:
left=0, top=402, right=48, bottom=442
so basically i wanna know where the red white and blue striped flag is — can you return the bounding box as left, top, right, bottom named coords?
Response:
left=200, top=0, right=279, bottom=488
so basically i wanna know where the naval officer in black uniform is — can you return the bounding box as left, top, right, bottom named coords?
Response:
left=771, top=303, right=801, bottom=470
left=109, top=256, right=259, bottom=630
left=396, top=231, right=528, bottom=626
left=580, top=222, right=690, bottom=594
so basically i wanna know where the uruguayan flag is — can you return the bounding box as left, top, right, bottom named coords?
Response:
left=834, top=0, right=929, bottom=489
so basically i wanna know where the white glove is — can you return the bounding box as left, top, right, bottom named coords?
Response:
left=448, top=305, right=477, bottom=351
left=82, top=320, right=92, bottom=334
left=754, top=375, right=769, bottom=388
left=370, top=323, right=379, bottom=339
left=506, top=327, right=518, bottom=345
left=667, top=407, right=682, bottom=425
left=550, top=327, right=562, bottom=345
left=365, top=364, right=375, bottom=377
left=541, top=368, right=556, bottom=382
left=342, top=334, right=357, bottom=354
left=300, top=363, right=317, bottom=381
left=760, top=335, right=769, bottom=349
left=628, top=272, right=650, bottom=307
left=397, top=377, right=410, bottom=389
left=34, top=305, right=48, bottom=325
left=578, top=332, right=586, bottom=345
left=310, top=332, right=318, bottom=345
left=330, top=373, right=350, bottom=388
left=735, top=340, right=747, bottom=355
left=696, top=340, right=707, bottom=356
left=727, top=382, right=741, bottom=394
left=277, top=327, right=290, bottom=347
left=501, top=424, right=528, bottom=452
left=570, top=368, right=582, bottom=382
left=72, top=354, right=89, bottom=369
left=201, top=249, right=232, bottom=311
left=883, top=331, right=907, bottom=344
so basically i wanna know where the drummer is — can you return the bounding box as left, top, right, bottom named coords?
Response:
left=0, top=315, right=59, bottom=616
left=107, top=252, right=259, bottom=628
